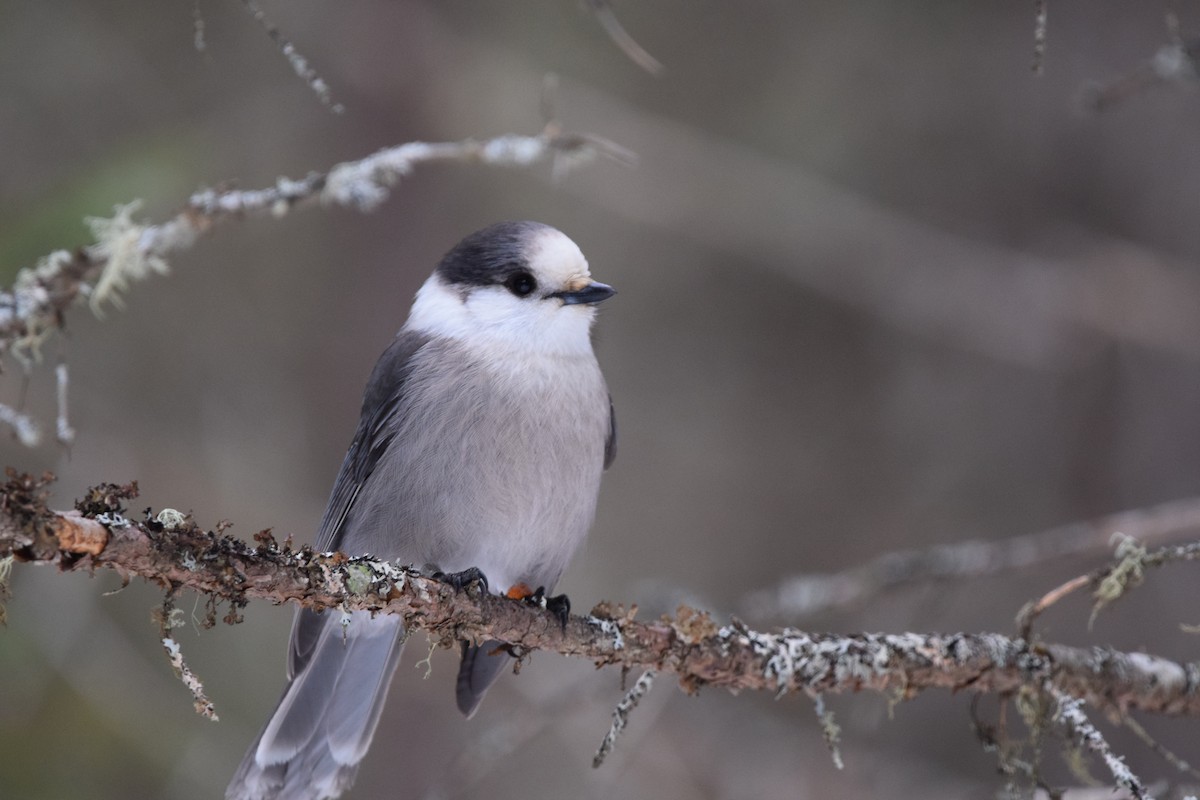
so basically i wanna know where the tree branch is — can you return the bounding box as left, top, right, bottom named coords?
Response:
left=0, top=125, right=632, bottom=373
left=2, top=473, right=1199, bottom=721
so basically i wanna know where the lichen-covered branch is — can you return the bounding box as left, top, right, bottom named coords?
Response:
left=1050, top=686, right=1152, bottom=800
left=0, top=126, right=631, bottom=371
left=2, top=472, right=1200, bottom=720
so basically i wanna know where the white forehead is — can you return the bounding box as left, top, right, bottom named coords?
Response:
left=525, top=228, right=590, bottom=284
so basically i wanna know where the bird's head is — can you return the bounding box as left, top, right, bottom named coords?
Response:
left=406, top=221, right=615, bottom=355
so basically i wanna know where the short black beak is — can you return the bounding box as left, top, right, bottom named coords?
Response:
left=550, top=281, right=616, bottom=306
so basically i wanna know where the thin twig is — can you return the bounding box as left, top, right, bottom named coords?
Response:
left=0, top=402, right=39, bottom=447
left=239, top=0, right=344, bottom=114
left=1021, top=538, right=1200, bottom=638
left=813, top=694, right=844, bottom=770
left=744, top=497, right=1200, bottom=620
left=1033, top=0, right=1048, bottom=74
left=54, top=362, right=74, bottom=446
left=1121, top=714, right=1200, bottom=780
left=584, top=0, right=663, bottom=75
left=593, top=670, right=655, bottom=768
left=157, top=596, right=219, bottom=721
left=192, top=0, right=207, bottom=53
left=1050, top=686, right=1152, bottom=800
left=1018, top=574, right=1090, bottom=640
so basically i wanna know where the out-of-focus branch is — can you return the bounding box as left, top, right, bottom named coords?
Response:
left=238, top=0, right=344, bottom=114
left=0, top=126, right=631, bottom=369
left=1050, top=686, right=1152, bottom=800
left=1079, top=13, right=1199, bottom=112
left=1032, top=0, right=1048, bottom=74
left=584, top=0, right=663, bottom=75
left=2, top=473, right=1199, bottom=720
left=0, top=125, right=630, bottom=446
left=741, top=496, right=1200, bottom=620
left=1019, top=536, right=1200, bottom=639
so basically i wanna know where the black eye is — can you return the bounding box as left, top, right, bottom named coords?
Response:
left=505, top=271, right=537, bottom=298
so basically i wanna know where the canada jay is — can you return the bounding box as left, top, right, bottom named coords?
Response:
left=227, top=221, right=616, bottom=800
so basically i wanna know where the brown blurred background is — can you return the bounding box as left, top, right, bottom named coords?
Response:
left=3, top=2, right=1200, bottom=798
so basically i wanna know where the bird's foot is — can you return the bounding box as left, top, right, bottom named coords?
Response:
left=522, top=585, right=571, bottom=632
left=433, top=566, right=489, bottom=594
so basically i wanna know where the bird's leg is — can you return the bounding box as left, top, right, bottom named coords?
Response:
left=431, top=566, right=489, bottom=593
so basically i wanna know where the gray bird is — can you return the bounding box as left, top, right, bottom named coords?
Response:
left=227, top=221, right=616, bottom=800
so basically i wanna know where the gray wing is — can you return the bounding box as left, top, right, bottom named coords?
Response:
left=227, top=331, right=427, bottom=800
left=314, top=329, right=431, bottom=553
left=290, top=330, right=428, bottom=681
left=604, top=394, right=617, bottom=470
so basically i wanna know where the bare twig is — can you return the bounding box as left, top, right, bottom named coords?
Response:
left=0, top=402, right=39, bottom=447
left=239, top=0, right=343, bottom=114
left=1080, top=13, right=1199, bottom=112
left=1019, top=574, right=1091, bottom=639
left=2, top=473, right=1200, bottom=721
left=593, top=670, right=655, bottom=768
left=584, top=0, right=663, bottom=75
left=1033, top=0, right=1048, bottom=74
left=1020, top=537, right=1200, bottom=638
left=744, top=497, right=1200, bottom=620
left=1122, top=714, right=1200, bottom=781
left=54, top=362, right=74, bottom=446
left=192, top=0, right=207, bottom=53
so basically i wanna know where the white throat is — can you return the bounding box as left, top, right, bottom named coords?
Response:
left=404, top=275, right=599, bottom=358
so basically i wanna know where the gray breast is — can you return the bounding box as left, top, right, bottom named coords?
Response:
left=347, top=337, right=609, bottom=593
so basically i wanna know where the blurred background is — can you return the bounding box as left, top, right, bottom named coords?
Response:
left=3, top=1, right=1200, bottom=798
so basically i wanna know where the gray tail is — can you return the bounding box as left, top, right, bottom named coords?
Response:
left=455, top=640, right=511, bottom=718
left=226, top=611, right=406, bottom=800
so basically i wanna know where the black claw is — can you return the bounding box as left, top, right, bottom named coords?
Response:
left=545, top=593, right=571, bottom=631
left=522, top=586, right=570, bottom=631
left=432, top=566, right=489, bottom=593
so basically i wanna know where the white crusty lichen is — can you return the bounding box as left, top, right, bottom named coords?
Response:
left=85, top=201, right=171, bottom=315
left=0, top=401, right=40, bottom=447
left=1052, top=688, right=1151, bottom=800
left=162, top=636, right=219, bottom=721
left=323, top=141, right=434, bottom=211
left=94, top=512, right=131, bottom=529
left=592, top=670, right=655, bottom=768
left=589, top=616, right=625, bottom=651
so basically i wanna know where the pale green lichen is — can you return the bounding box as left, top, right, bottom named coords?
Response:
left=85, top=200, right=170, bottom=316
left=156, top=508, right=187, bottom=531
left=1090, top=534, right=1147, bottom=628
left=813, top=694, right=845, bottom=770
left=414, top=639, right=437, bottom=680
left=344, top=564, right=374, bottom=596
